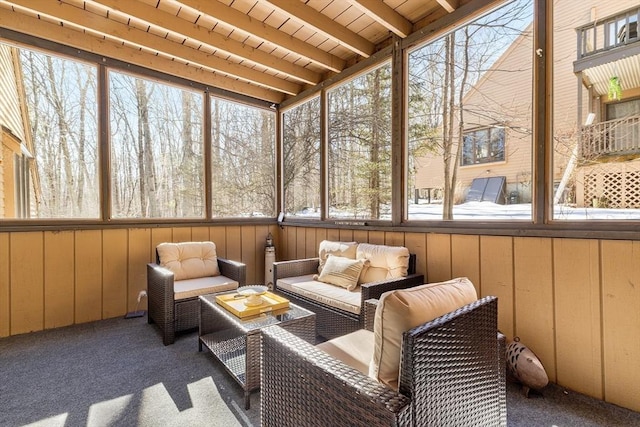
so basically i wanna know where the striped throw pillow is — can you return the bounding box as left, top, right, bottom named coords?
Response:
left=315, top=255, right=367, bottom=291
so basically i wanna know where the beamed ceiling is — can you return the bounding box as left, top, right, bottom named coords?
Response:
left=0, top=0, right=473, bottom=104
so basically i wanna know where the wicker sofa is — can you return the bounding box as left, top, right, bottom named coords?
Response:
left=147, top=241, right=246, bottom=345
left=261, top=278, right=506, bottom=427
left=273, top=241, right=424, bottom=339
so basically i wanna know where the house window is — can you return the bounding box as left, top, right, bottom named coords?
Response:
left=606, top=98, right=640, bottom=120
left=462, top=127, right=505, bottom=166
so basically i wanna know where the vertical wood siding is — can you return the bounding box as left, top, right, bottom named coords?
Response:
left=0, top=224, right=277, bottom=337
left=277, top=227, right=640, bottom=413
left=1, top=225, right=639, bottom=413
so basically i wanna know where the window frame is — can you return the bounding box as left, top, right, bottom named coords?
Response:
left=461, top=127, right=506, bottom=166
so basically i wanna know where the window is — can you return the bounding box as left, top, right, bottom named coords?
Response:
left=554, top=3, right=640, bottom=220
left=406, top=0, right=533, bottom=220
left=283, top=97, right=321, bottom=218
left=0, top=43, right=99, bottom=219
left=210, top=97, right=275, bottom=218
left=462, top=127, right=505, bottom=166
left=109, top=71, right=204, bottom=218
left=327, top=63, right=392, bottom=220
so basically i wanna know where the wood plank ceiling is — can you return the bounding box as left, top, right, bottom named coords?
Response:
left=0, top=0, right=463, bottom=104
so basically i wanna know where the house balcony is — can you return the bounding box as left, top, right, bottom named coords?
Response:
left=574, top=7, right=640, bottom=98
left=580, top=114, right=640, bottom=159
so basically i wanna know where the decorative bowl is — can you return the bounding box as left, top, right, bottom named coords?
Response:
left=237, top=285, right=268, bottom=306
left=237, top=285, right=268, bottom=296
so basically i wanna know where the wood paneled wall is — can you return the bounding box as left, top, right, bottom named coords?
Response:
left=280, top=227, right=640, bottom=413
left=0, top=224, right=276, bottom=336
left=2, top=224, right=639, bottom=413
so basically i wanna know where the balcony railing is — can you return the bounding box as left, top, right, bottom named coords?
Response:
left=577, top=7, right=639, bottom=59
left=580, top=115, right=640, bottom=159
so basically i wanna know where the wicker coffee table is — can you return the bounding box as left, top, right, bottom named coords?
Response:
left=198, top=291, right=316, bottom=409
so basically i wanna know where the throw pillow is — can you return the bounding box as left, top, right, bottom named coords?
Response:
left=318, top=240, right=358, bottom=274
left=315, top=255, right=366, bottom=291
left=369, top=277, right=478, bottom=390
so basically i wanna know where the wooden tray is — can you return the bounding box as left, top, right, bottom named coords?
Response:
left=216, top=291, right=290, bottom=318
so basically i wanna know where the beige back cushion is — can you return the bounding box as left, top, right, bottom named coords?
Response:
left=369, top=277, right=478, bottom=390
left=318, top=240, right=358, bottom=273
left=356, top=243, right=409, bottom=284
left=157, top=241, right=220, bottom=281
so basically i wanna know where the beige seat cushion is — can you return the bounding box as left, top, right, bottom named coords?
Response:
left=157, top=241, right=220, bottom=281
left=316, top=329, right=374, bottom=376
left=369, top=277, right=478, bottom=390
left=174, top=276, right=239, bottom=300
left=276, top=275, right=361, bottom=315
left=355, top=243, right=409, bottom=284
left=318, top=240, right=358, bottom=273
left=315, top=256, right=368, bottom=291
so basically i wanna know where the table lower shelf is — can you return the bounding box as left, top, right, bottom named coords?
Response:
left=199, top=331, right=247, bottom=386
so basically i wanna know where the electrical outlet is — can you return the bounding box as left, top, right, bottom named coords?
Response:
left=137, top=290, right=147, bottom=303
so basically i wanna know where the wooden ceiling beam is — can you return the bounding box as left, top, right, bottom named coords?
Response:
left=436, top=0, right=459, bottom=13
left=262, top=0, right=375, bottom=58
left=0, top=7, right=284, bottom=103
left=346, top=0, right=413, bottom=38
left=5, top=0, right=300, bottom=95
left=179, top=0, right=345, bottom=74
left=92, top=0, right=321, bottom=85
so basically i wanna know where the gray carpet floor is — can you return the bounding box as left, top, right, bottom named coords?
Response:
left=1, top=315, right=639, bottom=427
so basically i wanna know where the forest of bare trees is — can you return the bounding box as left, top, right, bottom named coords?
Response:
left=327, top=63, right=392, bottom=220
left=283, top=97, right=320, bottom=216
left=21, top=49, right=99, bottom=218
left=13, top=47, right=275, bottom=219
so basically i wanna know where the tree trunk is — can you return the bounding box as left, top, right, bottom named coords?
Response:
left=45, top=56, right=74, bottom=217
left=442, top=33, right=455, bottom=220
left=370, top=69, right=381, bottom=218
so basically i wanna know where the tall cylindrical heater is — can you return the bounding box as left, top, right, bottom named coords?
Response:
left=265, top=232, right=276, bottom=290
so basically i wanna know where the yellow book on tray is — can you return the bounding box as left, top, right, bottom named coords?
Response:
left=216, top=291, right=290, bottom=318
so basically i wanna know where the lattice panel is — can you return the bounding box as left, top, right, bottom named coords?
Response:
left=602, top=173, right=623, bottom=208
left=623, top=171, right=640, bottom=208
left=582, top=168, right=640, bottom=208
left=584, top=174, right=598, bottom=206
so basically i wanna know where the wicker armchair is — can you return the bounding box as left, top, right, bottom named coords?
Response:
left=261, top=296, right=506, bottom=427
left=273, top=253, right=424, bottom=339
left=147, top=243, right=246, bottom=345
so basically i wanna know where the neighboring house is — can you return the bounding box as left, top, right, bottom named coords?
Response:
left=0, top=43, right=33, bottom=218
left=415, top=2, right=640, bottom=208
left=572, top=5, right=640, bottom=208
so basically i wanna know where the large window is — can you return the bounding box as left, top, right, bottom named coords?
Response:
left=282, top=97, right=321, bottom=218
left=211, top=98, right=275, bottom=218
left=553, top=2, right=640, bottom=220
left=1, top=43, right=99, bottom=219
left=462, top=127, right=505, bottom=166
left=406, top=0, right=533, bottom=220
left=110, top=72, right=204, bottom=218
left=327, top=63, right=392, bottom=220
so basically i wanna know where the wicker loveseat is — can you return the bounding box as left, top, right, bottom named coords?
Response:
left=261, top=278, right=506, bottom=427
left=147, top=241, right=246, bottom=345
left=273, top=241, right=424, bottom=339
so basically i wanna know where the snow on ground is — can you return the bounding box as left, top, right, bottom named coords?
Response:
left=409, top=201, right=640, bottom=220
left=293, top=201, right=640, bottom=220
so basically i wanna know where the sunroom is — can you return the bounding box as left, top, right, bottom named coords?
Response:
left=1, top=0, right=640, bottom=422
